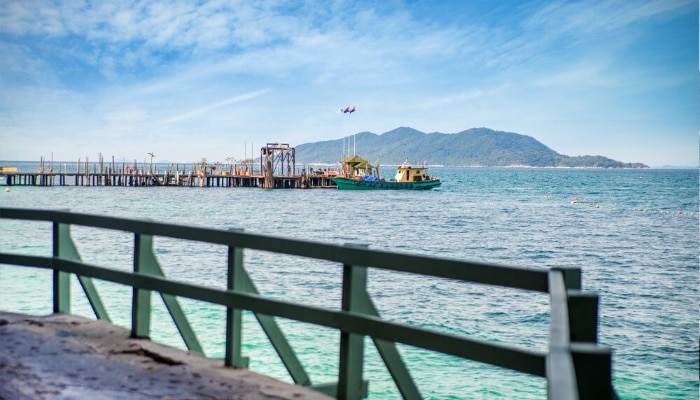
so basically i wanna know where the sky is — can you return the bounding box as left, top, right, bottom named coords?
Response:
left=0, top=0, right=697, bottom=166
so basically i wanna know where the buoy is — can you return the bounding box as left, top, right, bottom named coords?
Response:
left=677, top=210, right=682, bottom=215
left=4, top=188, right=10, bottom=193
left=595, top=204, right=600, bottom=208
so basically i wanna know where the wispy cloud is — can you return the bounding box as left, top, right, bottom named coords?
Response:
left=525, top=0, right=693, bottom=36
left=165, top=89, right=272, bottom=124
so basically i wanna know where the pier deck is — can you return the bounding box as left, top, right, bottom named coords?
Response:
left=0, top=311, right=330, bottom=400
left=0, top=171, right=337, bottom=189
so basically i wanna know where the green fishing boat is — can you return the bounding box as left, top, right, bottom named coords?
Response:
left=330, top=156, right=441, bottom=190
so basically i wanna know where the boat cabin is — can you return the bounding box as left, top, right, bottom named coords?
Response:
left=394, top=166, right=431, bottom=182
left=341, top=155, right=376, bottom=178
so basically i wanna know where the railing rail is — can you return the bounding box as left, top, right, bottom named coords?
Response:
left=0, top=207, right=617, bottom=399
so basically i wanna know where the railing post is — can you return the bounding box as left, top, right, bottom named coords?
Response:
left=236, top=263, right=310, bottom=385
left=132, top=233, right=156, bottom=338
left=568, top=288, right=611, bottom=399
left=131, top=228, right=203, bottom=351
left=359, top=298, right=421, bottom=399
left=225, top=229, right=248, bottom=368
left=567, top=291, right=599, bottom=343
left=570, top=343, right=613, bottom=399
left=338, top=244, right=368, bottom=400
left=547, top=268, right=577, bottom=400
left=53, top=219, right=111, bottom=322
left=560, top=267, right=581, bottom=290
left=549, top=267, right=615, bottom=400
left=52, top=222, right=72, bottom=314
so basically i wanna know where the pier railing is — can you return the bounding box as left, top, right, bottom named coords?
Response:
left=0, top=208, right=617, bottom=399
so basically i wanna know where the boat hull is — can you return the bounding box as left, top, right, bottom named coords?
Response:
left=331, top=177, right=441, bottom=190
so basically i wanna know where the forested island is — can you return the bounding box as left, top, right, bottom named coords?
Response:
left=295, top=127, right=648, bottom=168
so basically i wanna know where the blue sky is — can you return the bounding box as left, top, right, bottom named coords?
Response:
left=0, top=0, right=697, bottom=166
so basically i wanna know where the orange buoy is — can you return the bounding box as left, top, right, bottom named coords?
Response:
left=4, top=188, right=10, bottom=193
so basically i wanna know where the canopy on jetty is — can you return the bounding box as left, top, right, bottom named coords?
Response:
left=341, top=155, right=376, bottom=177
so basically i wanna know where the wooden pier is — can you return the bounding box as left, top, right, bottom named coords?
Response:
left=0, top=170, right=337, bottom=189
left=1, top=145, right=340, bottom=189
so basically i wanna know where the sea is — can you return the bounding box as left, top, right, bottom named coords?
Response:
left=0, top=161, right=697, bottom=400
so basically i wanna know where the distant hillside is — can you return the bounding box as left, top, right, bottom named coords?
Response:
left=295, top=127, right=648, bottom=168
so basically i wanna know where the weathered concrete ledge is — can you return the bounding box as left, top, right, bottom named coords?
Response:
left=0, top=311, right=332, bottom=400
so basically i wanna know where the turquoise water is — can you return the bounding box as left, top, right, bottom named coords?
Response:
left=0, top=164, right=698, bottom=399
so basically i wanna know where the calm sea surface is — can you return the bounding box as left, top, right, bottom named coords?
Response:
left=0, top=163, right=697, bottom=399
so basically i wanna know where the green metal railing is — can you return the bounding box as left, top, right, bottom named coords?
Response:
left=0, top=208, right=617, bottom=399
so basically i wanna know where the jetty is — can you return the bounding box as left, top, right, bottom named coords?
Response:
left=0, top=143, right=339, bottom=189
left=0, top=208, right=620, bottom=399
left=0, top=169, right=337, bottom=189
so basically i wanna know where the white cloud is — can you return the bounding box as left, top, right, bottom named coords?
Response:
left=165, top=89, right=272, bottom=124
left=525, top=0, right=693, bottom=37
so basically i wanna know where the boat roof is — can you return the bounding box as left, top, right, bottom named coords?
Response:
left=342, top=155, right=373, bottom=168
left=397, top=165, right=428, bottom=170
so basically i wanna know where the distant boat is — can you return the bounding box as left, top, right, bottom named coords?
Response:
left=331, top=156, right=441, bottom=190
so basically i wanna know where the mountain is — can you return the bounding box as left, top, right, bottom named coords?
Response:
left=295, top=127, right=648, bottom=168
